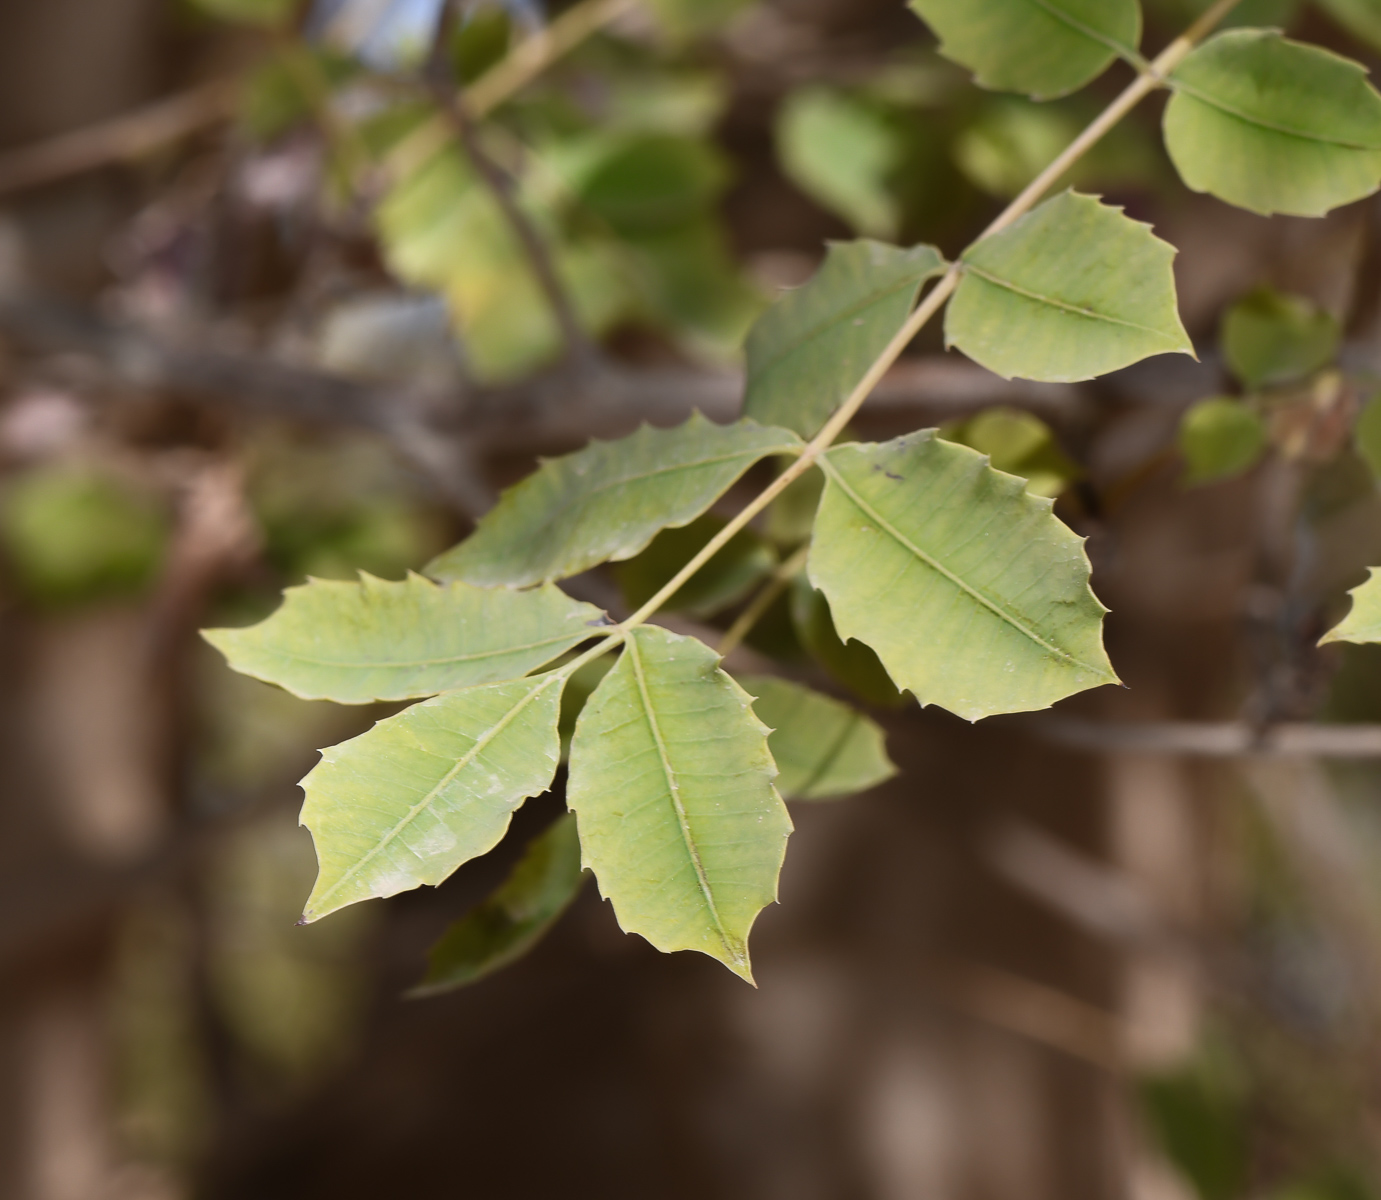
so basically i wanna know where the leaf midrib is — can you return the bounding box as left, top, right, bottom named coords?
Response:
left=819, top=454, right=1111, bottom=677
left=625, top=631, right=740, bottom=966
left=256, top=630, right=584, bottom=672
left=307, top=675, right=560, bottom=914
left=959, top=262, right=1179, bottom=342
left=1170, top=77, right=1381, bottom=152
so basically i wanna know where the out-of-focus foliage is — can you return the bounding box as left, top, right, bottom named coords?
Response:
left=1180, top=397, right=1268, bottom=485
left=414, top=814, right=587, bottom=995
left=737, top=676, right=896, bottom=801
left=941, top=408, right=1077, bottom=497
left=1222, top=288, right=1342, bottom=392
left=0, top=465, right=169, bottom=607
left=776, top=89, right=906, bottom=239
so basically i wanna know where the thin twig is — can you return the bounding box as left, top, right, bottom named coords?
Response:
left=718, top=544, right=810, bottom=656
left=383, top=0, right=638, bottom=186
left=0, top=79, right=239, bottom=198
left=426, top=10, right=594, bottom=366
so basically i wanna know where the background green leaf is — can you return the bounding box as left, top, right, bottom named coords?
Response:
left=1179, top=398, right=1268, bottom=485
left=1164, top=30, right=1381, bottom=218
left=0, top=465, right=169, bottom=608
left=811, top=435, right=1118, bottom=721
left=204, top=575, right=605, bottom=704
left=300, top=674, right=566, bottom=922
left=743, top=240, right=947, bottom=439
left=738, top=676, right=897, bottom=801
left=427, top=414, right=800, bottom=587
left=946, top=191, right=1192, bottom=383
left=908, top=0, right=1141, bottom=100
left=1221, top=287, right=1341, bottom=389
left=567, top=627, right=791, bottom=981
left=412, top=814, right=587, bottom=997
left=776, top=89, right=905, bottom=238
left=941, top=408, right=1078, bottom=497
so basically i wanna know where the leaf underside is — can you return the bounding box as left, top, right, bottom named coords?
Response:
left=743, top=240, right=947, bottom=439
left=810, top=435, right=1118, bottom=721
left=1321, top=568, right=1381, bottom=646
left=427, top=413, right=802, bottom=587
left=204, top=573, right=605, bottom=704
left=300, top=674, right=566, bottom=922
left=413, top=813, right=587, bottom=996
left=567, top=626, right=792, bottom=982
left=908, top=0, right=1141, bottom=100
left=1164, top=30, right=1381, bottom=218
left=739, top=675, right=897, bottom=800
left=946, top=191, right=1193, bottom=383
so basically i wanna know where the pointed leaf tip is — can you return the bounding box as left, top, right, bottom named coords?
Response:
left=568, top=627, right=791, bottom=981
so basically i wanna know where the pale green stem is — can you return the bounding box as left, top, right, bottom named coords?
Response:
left=718, top=544, right=812, bottom=657
left=552, top=0, right=1243, bottom=673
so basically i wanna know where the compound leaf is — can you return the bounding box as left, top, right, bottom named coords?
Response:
left=567, top=627, right=792, bottom=981
left=428, top=414, right=801, bottom=587
left=739, top=676, right=897, bottom=800
left=412, top=814, right=587, bottom=996
left=744, top=240, right=947, bottom=439
left=811, top=435, right=1118, bottom=721
left=300, top=673, right=566, bottom=922
left=1221, top=287, right=1341, bottom=389
left=946, top=191, right=1192, bottom=383
left=1321, top=569, right=1381, bottom=645
left=204, top=574, right=605, bottom=704
left=1164, top=30, right=1381, bottom=217
left=908, top=0, right=1141, bottom=100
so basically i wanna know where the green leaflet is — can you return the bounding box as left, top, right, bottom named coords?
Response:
left=744, top=241, right=948, bottom=439
left=300, top=674, right=566, bottom=922
left=1319, top=0, right=1381, bottom=52
left=811, top=435, right=1118, bottom=721
left=567, top=627, right=792, bottom=981
left=428, top=414, right=802, bottom=588
left=1321, top=569, right=1381, bottom=645
left=908, top=0, right=1141, bottom=100
left=738, top=676, right=897, bottom=801
left=412, top=814, right=587, bottom=996
left=1221, top=287, right=1341, bottom=389
left=1179, top=398, right=1267, bottom=486
left=946, top=191, right=1192, bottom=383
left=1164, top=30, right=1381, bottom=218
left=203, top=574, right=605, bottom=704
left=776, top=89, right=905, bottom=239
